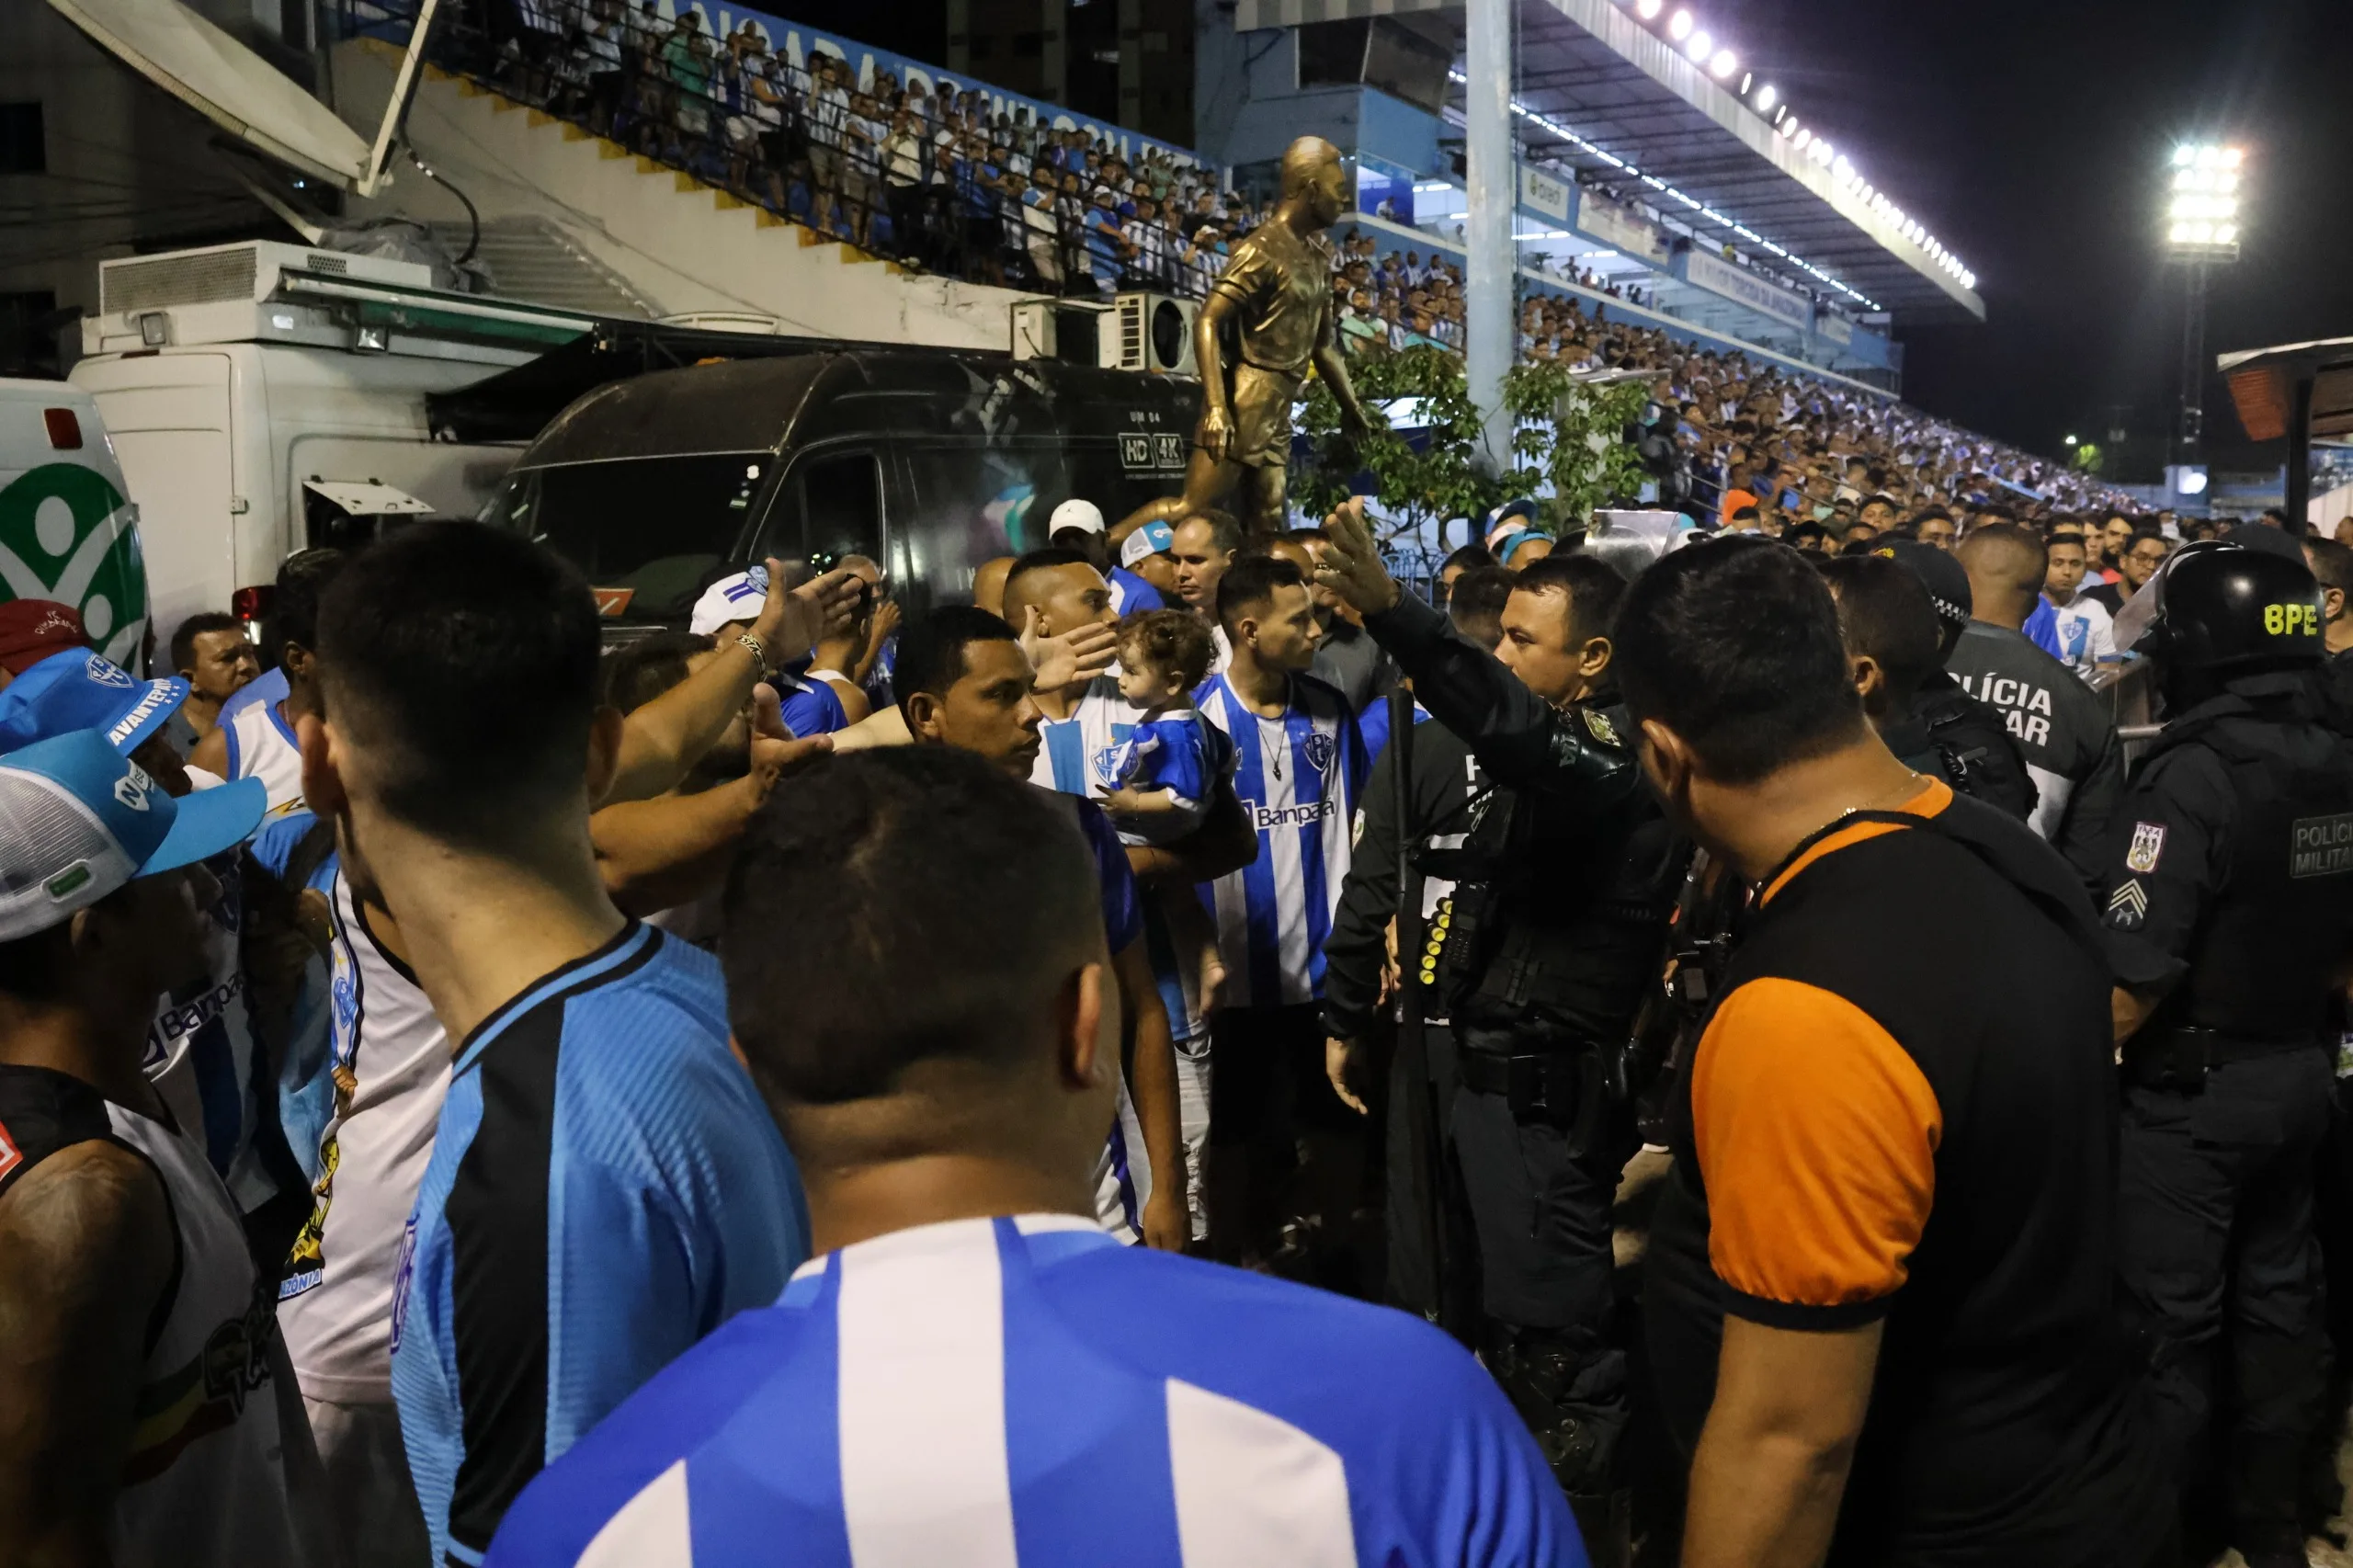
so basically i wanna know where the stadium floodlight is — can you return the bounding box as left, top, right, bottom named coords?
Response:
left=2161, top=140, right=2244, bottom=465
left=1666, top=9, right=1694, bottom=40
left=1755, top=83, right=1778, bottom=111
left=1711, top=49, right=1738, bottom=78
left=1636, top=0, right=1662, bottom=17
left=2165, top=142, right=2244, bottom=264
left=1687, top=29, right=1712, bottom=61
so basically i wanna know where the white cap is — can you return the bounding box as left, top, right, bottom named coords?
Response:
left=689, top=568, right=768, bottom=636
left=1048, top=498, right=1106, bottom=537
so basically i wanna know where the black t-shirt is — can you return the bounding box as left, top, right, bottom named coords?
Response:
left=1645, top=788, right=2165, bottom=1567
left=2084, top=579, right=2128, bottom=617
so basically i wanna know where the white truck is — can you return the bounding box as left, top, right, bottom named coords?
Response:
left=0, top=378, right=148, bottom=666
left=69, top=239, right=597, bottom=648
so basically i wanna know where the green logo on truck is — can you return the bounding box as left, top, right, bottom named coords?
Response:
left=0, top=462, right=148, bottom=665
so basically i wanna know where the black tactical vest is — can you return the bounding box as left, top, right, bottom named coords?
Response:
left=2146, top=692, right=2353, bottom=1039
left=1912, top=674, right=2040, bottom=824
left=1430, top=701, right=1691, bottom=1042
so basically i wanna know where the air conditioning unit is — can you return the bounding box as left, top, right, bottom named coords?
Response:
left=97, top=241, right=433, bottom=317
left=85, top=241, right=437, bottom=356
left=1013, top=295, right=1199, bottom=374
left=1112, top=292, right=1198, bottom=375
left=1010, top=299, right=1111, bottom=366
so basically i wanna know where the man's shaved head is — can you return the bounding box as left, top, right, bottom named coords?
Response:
left=1956, top=525, right=2050, bottom=631
left=972, top=556, right=1016, bottom=619
left=1958, top=525, right=2049, bottom=594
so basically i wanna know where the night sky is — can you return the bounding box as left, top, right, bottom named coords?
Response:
left=1713, top=0, right=2353, bottom=473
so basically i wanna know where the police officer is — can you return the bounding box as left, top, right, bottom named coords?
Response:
left=1877, top=538, right=2040, bottom=821
left=1322, top=567, right=1508, bottom=1325
left=2100, top=541, right=2353, bottom=1568
left=1824, top=547, right=2040, bottom=823
left=1316, top=501, right=1687, bottom=1551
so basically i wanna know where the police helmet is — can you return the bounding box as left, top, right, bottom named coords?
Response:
left=2129, top=540, right=2325, bottom=673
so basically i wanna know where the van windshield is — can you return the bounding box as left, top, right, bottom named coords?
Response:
left=496, top=454, right=770, bottom=619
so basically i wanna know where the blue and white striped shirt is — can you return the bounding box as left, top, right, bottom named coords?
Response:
left=484, top=1215, right=1584, bottom=1568
left=1196, top=673, right=1370, bottom=1009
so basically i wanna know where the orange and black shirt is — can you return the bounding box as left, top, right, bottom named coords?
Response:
left=1645, top=781, right=2164, bottom=1567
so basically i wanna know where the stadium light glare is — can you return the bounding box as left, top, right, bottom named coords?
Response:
left=1687, top=29, right=1712, bottom=61
left=2214, top=223, right=2238, bottom=245
left=1636, top=0, right=1662, bottom=17
left=1756, top=83, right=1778, bottom=111
left=1443, top=67, right=1895, bottom=312
left=1667, top=9, right=1694, bottom=40
left=1711, top=50, right=1738, bottom=78
left=1738, top=71, right=1752, bottom=94
left=2064, top=434, right=2078, bottom=446
left=2172, top=145, right=2197, bottom=168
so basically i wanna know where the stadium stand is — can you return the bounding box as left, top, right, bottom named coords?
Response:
left=377, top=0, right=2133, bottom=521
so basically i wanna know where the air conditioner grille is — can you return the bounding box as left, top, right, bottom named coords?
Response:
left=100, top=248, right=260, bottom=314
left=1117, top=294, right=1144, bottom=369
left=304, top=254, right=349, bottom=276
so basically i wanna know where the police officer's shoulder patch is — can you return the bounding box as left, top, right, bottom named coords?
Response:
left=1580, top=707, right=1623, bottom=748
left=2125, top=821, right=2166, bottom=874
left=2105, top=877, right=2149, bottom=931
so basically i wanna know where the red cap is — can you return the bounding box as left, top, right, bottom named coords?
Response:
left=0, top=600, right=90, bottom=675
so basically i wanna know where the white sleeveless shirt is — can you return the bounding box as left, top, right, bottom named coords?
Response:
left=221, top=699, right=308, bottom=819
left=109, top=1102, right=324, bottom=1566
left=277, top=869, right=451, bottom=1403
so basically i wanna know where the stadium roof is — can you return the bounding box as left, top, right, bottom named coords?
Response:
left=1235, top=0, right=1987, bottom=324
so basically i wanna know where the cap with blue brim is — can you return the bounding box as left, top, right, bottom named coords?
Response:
left=0, top=729, right=266, bottom=942
left=0, top=648, right=189, bottom=757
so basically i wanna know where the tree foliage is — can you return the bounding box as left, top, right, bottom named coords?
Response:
left=1501, top=364, right=1654, bottom=535
left=1291, top=347, right=1655, bottom=545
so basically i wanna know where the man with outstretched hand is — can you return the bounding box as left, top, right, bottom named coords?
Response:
left=1313, top=499, right=1686, bottom=1538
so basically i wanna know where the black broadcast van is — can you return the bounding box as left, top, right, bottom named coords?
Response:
left=442, top=328, right=1203, bottom=628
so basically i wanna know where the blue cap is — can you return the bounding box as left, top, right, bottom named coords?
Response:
left=0, top=730, right=266, bottom=940
left=0, top=648, right=188, bottom=757
left=1120, top=519, right=1176, bottom=568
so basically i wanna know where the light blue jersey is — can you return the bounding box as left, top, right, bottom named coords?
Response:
left=1103, top=710, right=1221, bottom=845
left=392, top=923, right=809, bottom=1565
left=1195, top=673, right=1370, bottom=1008
left=485, top=1215, right=1585, bottom=1568
left=1032, top=680, right=1233, bottom=1041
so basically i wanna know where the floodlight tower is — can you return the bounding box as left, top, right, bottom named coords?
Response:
left=2165, top=142, right=2245, bottom=464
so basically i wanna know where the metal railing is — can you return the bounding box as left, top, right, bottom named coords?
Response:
left=343, top=0, right=1231, bottom=298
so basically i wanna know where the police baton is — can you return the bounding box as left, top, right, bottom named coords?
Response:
left=1389, top=683, right=1460, bottom=1335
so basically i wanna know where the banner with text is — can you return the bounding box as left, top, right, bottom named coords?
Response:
left=1684, top=249, right=1814, bottom=334
left=1571, top=191, right=1671, bottom=267
left=1518, top=165, right=1573, bottom=224
left=1816, top=312, right=1855, bottom=346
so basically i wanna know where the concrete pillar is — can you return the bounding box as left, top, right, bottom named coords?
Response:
left=1041, top=0, right=1066, bottom=105
left=1462, top=0, right=1514, bottom=474
left=946, top=0, right=970, bottom=74
left=1118, top=0, right=1142, bottom=131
